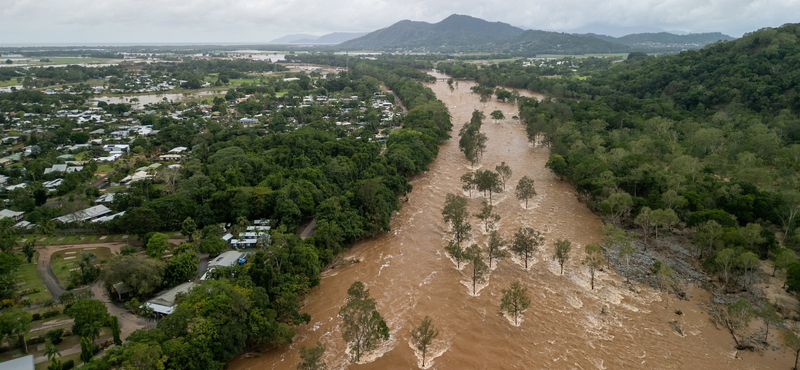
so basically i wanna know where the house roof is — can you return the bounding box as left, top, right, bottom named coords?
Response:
left=0, top=355, right=34, bottom=370
left=144, top=282, right=197, bottom=315
left=54, top=204, right=112, bottom=223
left=0, top=209, right=24, bottom=219
left=208, top=251, right=244, bottom=269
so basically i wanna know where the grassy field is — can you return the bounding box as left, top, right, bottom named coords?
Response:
left=27, top=234, right=133, bottom=246
left=0, top=79, right=22, bottom=87
left=96, top=164, right=114, bottom=173
left=15, top=252, right=51, bottom=303
left=50, top=247, right=113, bottom=288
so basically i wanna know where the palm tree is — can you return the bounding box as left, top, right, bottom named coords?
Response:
left=82, top=320, right=102, bottom=345
left=37, top=218, right=57, bottom=236
left=44, top=343, right=61, bottom=361
left=78, top=253, right=97, bottom=285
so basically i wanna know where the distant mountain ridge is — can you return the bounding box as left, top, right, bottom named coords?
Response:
left=337, top=14, right=732, bottom=55
left=590, top=32, right=734, bottom=48
left=269, top=32, right=366, bottom=45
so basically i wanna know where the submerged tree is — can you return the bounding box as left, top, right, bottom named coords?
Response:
left=495, top=162, right=512, bottom=190
left=460, top=172, right=476, bottom=198
left=515, top=176, right=536, bottom=209
left=445, top=240, right=466, bottom=269
left=411, top=316, right=439, bottom=368
left=511, top=227, right=544, bottom=269
left=758, top=303, right=782, bottom=344
left=465, top=244, right=489, bottom=295
left=297, top=342, right=327, bottom=370
left=475, top=200, right=501, bottom=233
left=486, top=231, right=508, bottom=269
left=441, top=193, right=471, bottom=246
left=490, top=110, right=505, bottom=124
left=583, top=244, right=604, bottom=290
left=339, top=282, right=390, bottom=363
left=552, top=239, right=572, bottom=275
left=498, top=281, right=531, bottom=326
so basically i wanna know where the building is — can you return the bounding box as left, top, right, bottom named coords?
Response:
left=201, top=251, right=246, bottom=280
left=143, top=282, right=197, bottom=316
left=54, top=204, right=112, bottom=223
left=0, top=209, right=24, bottom=221
left=159, top=154, right=182, bottom=162
left=0, top=355, right=34, bottom=370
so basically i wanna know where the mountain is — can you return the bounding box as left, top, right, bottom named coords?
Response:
left=269, top=32, right=366, bottom=45
left=268, top=34, right=317, bottom=44
left=339, top=14, right=526, bottom=50
left=590, top=32, right=734, bottom=49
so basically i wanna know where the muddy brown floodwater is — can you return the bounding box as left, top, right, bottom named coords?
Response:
left=230, top=71, right=793, bottom=370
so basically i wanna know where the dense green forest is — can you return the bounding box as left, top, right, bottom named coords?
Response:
left=444, top=24, right=800, bottom=285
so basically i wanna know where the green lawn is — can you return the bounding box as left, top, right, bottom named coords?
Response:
left=15, top=252, right=51, bottom=303
left=275, top=90, right=289, bottom=97
left=50, top=247, right=113, bottom=288
left=96, top=164, right=114, bottom=173
left=0, top=79, right=22, bottom=87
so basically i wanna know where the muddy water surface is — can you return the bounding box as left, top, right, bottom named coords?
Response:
left=229, top=72, right=792, bottom=370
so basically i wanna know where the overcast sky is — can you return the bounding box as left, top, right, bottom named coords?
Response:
left=1, top=0, right=797, bottom=45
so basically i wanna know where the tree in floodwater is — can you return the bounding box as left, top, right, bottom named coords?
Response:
left=511, top=227, right=543, bottom=269
left=445, top=240, right=466, bottom=269
left=475, top=170, right=502, bottom=204
left=490, top=110, right=505, bottom=124
left=441, top=193, right=471, bottom=246
left=465, top=244, right=489, bottom=295
left=515, top=176, right=536, bottom=209
left=339, top=282, right=390, bottom=363
left=486, top=230, right=508, bottom=269
left=298, top=342, right=327, bottom=370
left=475, top=200, right=500, bottom=233
left=583, top=244, right=604, bottom=290
left=651, top=260, right=676, bottom=308
left=495, top=162, right=512, bottom=190
left=411, top=316, right=439, bottom=368
left=498, top=281, right=531, bottom=326
left=461, top=172, right=476, bottom=198
left=552, top=239, right=572, bottom=275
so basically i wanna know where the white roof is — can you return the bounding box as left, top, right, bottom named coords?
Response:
left=0, top=355, right=34, bottom=370
left=54, top=204, right=112, bottom=223
left=169, top=146, right=188, bottom=153
left=0, top=209, right=24, bottom=219
left=144, top=282, right=197, bottom=315
left=208, top=251, right=244, bottom=269
left=91, top=211, right=125, bottom=223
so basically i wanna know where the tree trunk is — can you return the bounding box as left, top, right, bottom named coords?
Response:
left=591, top=271, right=595, bottom=290
left=560, top=263, right=564, bottom=275
left=20, top=334, right=27, bottom=354
left=764, top=322, right=769, bottom=343
left=795, top=349, right=799, bottom=370
left=525, top=198, right=528, bottom=209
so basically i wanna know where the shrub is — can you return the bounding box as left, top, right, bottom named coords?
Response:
left=27, top=336, right=45, bottom=345
left=63, top=359, right=75, bottom=370
left=42, top=310, right=60, bottom=319
left=46, top=328, right=64, bottom=344
left=32, top=313, right=41, bottom=321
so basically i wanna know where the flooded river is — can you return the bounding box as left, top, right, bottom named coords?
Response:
left=229, top=72, right=793, bottom=369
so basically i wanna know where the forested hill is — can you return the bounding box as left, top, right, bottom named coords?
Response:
left=590, top=32, right=733, bottom=49
left=588, top=23, right=800, bottom=114
left=339, top=14, right=526, bottom=50
left=337, top=14, right=732, bottom=55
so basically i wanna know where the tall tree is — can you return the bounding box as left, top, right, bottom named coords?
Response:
left=652, top=261, right=675, bottom=308
left=783, top=328, right=800, bottom=370
left=715, top=248, right=736, bottom=289
left=475, top=170, right=502, bottom=204
left=82, top=320, right=102, bottom=345
left=80, top=336, right=93, bottom=363
left=445, top=240, right=466, bottom=269
left=599, top=192, right=633, bottom=226
left=634, top=207, right=655, bottom=246
left=758, top=303, right=782, bottom=344
left=441, top=193, right=471, bottom=246
left=486, top=230, right=508, bottom=269
left=297, top=342, right=327, bottom=370
left=498, top=281, right=531, bottom=326
left=460, top=172, right=476, bottom=198
left=552, top=239, right=572, bottom=275
left=0, top=308, right=32, bottom=353
left=475, top=200, right=500, bottom=233
left=511, top=227, right=544, bottom=269
left=410, top=316, right=439, bottom=368
left=44, top=343, right=60, bottom=361
left=146, top=232, right=169, bottom=259
left=515, top=176, right=536, bottom=209
left=465, top=244, right=488, bottom=295
left=111, top=315, right=122, bottom=346
left=583, top=244, right=604, bottom=290
left=339, top=282, right=389, bottom=363
left=495, top=162, right=512, bottom=190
